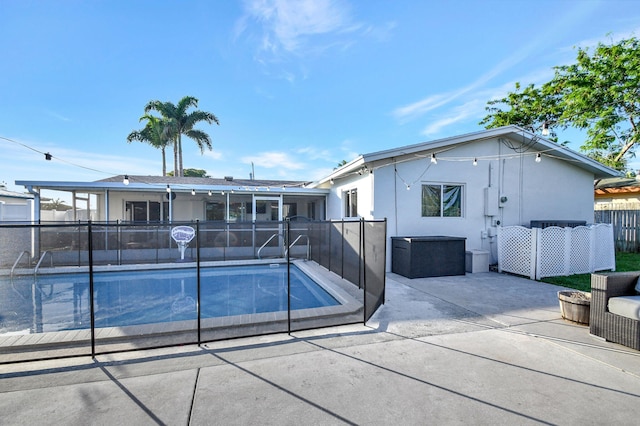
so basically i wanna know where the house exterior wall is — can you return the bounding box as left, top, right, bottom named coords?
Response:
left=324, top=137, right=599, bottom=270
left=326, top=173, right=374, bottom=219
left=594, top=191, right=640, bottom=210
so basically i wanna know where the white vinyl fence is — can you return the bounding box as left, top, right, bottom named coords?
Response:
left=497, top=224, right=615, bottom=280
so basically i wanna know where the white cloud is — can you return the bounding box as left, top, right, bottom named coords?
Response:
left=202, top=150, right=223, bottom=161
left=421, top=100, right=484, bottom=136
left=241, top=151, right=306, bottom=170
left=242, top=0, right=355, bottom=54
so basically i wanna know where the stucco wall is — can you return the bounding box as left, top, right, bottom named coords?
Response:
left=326, top=137, right=598, bottom=270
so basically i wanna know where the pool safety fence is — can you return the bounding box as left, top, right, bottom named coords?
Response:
left=0, top=219, right=386, bottom=363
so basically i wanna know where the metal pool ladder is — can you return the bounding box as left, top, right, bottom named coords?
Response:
left=34, top=251, right=52, bottom=277
left=10, top=250, right=31, bottom=279
left=258, top=233, right=310, bottom=260
left=285, top=235, right=310, bottom=260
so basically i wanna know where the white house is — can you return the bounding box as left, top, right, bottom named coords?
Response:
left=311, top=126, right=620, bottom=268
left=12, top=126, right=620, bottom=269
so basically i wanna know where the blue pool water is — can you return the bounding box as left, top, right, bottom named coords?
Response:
left=0, top=264, right=339, bottom=334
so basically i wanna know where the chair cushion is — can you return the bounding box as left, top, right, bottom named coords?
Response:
left=608, top=296, right=640, bottom=321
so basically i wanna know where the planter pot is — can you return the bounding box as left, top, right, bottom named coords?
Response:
left=558, top=291, right=591, bottom=325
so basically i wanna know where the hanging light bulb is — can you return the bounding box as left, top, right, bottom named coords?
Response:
left=191, top=189, right=196, bottom=195
left=166, top=185, right=171, bottom=193
left=123, top=175, right=130, bottom=185
left=406, top=184, right=411, bottom=191
left=221, top=191, right=225, bottom=195
left=473, top=158, right=478, bottom=166
left=535, top=153, right=542, bottom=163
left=431, top=153, right=437, bottom=164
left=542, top=122, right=550, bottom=137
left=208, top=190, right=212, bottom=196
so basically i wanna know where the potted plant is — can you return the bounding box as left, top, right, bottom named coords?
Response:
left=557, top=290, right=591, bottom=325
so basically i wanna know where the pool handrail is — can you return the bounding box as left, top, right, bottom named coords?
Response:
left=285, top=234, right=310, bottom=260
left=257, top=233, right=283, bottom=259
left=10, top=251, right=31, bottom=279
left=34, top=251, right=52, bottom=277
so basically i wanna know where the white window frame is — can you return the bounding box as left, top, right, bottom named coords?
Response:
left=344, top=188, right=358, bottom=218
left=421, top=183, right=464, bottom=218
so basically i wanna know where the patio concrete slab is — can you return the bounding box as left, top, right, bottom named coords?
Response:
left=1, top=271, right=639, bottom=425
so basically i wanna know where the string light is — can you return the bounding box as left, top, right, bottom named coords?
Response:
left=123, top=175, right=129, bottom=185
left=166, top=185, right=171, bottom=193
left=191, top=189, right=196, bottom=195
left=473, top=158, right=477, bottom=166
left=535, top=153, right=542, bottom=163
left=431, top=153, right=437, bottom=164
left=542, top=122, right=550, bottom=137
left=208, top=190, right=212, bottom=196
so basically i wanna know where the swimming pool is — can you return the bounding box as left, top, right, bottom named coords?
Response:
left=1, top=263, right=340, bottom=335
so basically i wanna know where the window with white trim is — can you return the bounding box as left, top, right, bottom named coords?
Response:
left=344, top=188, right=358, bottom=217
left=421, top=184, right=463, bottom=217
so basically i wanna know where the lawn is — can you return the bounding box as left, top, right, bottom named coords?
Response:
left=541, top=251, right=640, bottom=292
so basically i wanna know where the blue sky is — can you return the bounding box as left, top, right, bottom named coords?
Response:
left=1, top=0, right=639, bottom=192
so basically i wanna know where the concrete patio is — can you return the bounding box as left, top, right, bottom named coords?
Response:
left=1, top=271, right=639, bottom=425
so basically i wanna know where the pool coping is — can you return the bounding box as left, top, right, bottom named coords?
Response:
left=0, top=260, right=364, bottom=360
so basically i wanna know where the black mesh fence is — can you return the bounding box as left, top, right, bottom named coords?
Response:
left=0, top=219, right=386, bottom=363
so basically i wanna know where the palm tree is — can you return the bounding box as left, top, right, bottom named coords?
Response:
left=127, top=115, right=174, bottom=176
left=144, top=96, right=219, bottom=177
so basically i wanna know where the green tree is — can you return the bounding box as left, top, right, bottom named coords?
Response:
left=41, top=198, right=72, bottom=211
left=334, top=160, right=348, bottom=170
left=167, top=168, right=210, bottom=178
left=127, top=114, right=174, bottom=176
left=144, top=96, right=219, bottom=177
left=481, top=37, right=640, bottom=171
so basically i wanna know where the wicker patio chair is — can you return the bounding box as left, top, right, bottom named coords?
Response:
left=590, top=271, right=640, bottom=351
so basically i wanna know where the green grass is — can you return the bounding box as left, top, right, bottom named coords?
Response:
left=541, top=252, right=640, bottom=292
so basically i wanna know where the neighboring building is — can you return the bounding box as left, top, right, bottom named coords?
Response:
left=13, top=126, right=621, bottom=269
left=594, top=176, right=640, bottom=210
left=311, top=126, right=620, bottom=267
left=0, top=183, right=34, bottom=222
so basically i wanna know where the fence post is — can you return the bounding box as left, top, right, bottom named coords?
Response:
left=196, top=220, right=201, bottom=345
left=88, top=221, right=96, bottom=358
left=361, top=218, right=366, bottom=322
left=531, top=227, right=538, bottom=280
left=286, top=219, right=291, bottom=334
left=564, top=227, right=572, bottom=276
